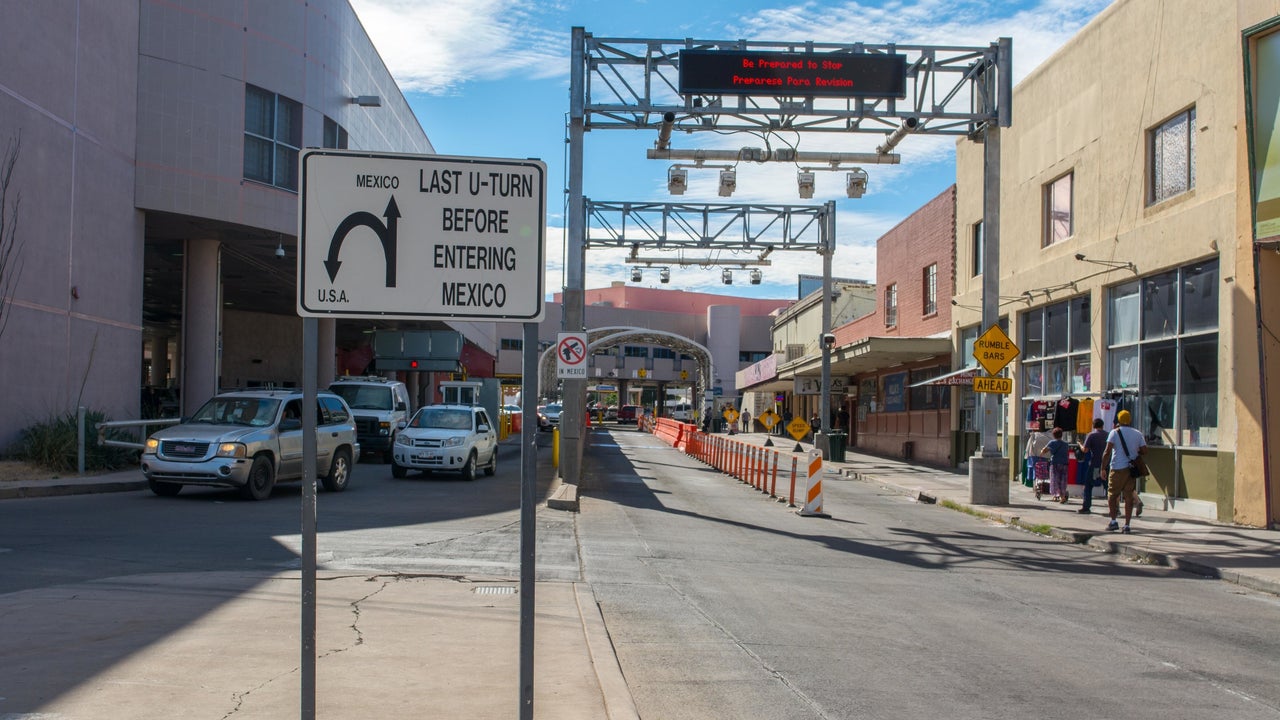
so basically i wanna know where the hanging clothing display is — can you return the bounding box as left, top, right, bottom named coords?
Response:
left=1093, top=397, right=1119, bottom=429
left=1076, top=398, right=1095, bottom=434
left=1052, top=397, right=1078, bottom=432
left=1027, top=400, right=1054, bottom=431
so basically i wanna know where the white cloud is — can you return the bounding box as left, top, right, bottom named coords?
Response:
left=349, top=0, right=566, bottom=94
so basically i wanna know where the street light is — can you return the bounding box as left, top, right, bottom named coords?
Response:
left=667, top=166, right=688, bottom=195
left=659, top=267, right=670, bottom=283
left=797, top=171, right=816, bottom=199
left=846, top=168, right=868, bottom=198
left=721, top=269, right=733, bottom=285
left=630, top=266, right=643, bottom=282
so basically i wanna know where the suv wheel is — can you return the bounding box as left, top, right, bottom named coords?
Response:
left=460, top=452, right=477, bottom=481
left=240, top=455, right=275, bottom=501
left=148, top=479, right=182, bottom=497
left=381, top=435, right=395, bottom=464
left=391, top=458, right=408, bottom=478
left=484, top=449, right=497, bottom=477
left=322, top=449, right=351, bottom=492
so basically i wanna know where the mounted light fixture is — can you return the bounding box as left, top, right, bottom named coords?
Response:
left=797, top=171, right=816, bottom=199
left=667, top=166, right=688, bottom=195
left=659, top=267, right=671, bottom=284
left=721, top=269, right=733, bottom=285
left=351, top=95, right=382, bottom=107
left=749, top=269, right=762, bottom=285
left=846, top=168, right=869, bottom=198
left=630, top=266, right=643, bottom=282
left=718, top=169, right=736, bottom=197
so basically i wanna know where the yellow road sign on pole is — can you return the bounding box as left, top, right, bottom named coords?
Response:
left=787, top=417, right=811, bottom=442
left=973, top=323, right=1020, bottom=376
left=973, top=376, right=1013, bottom=394
left=758, top=410, right=780, bottom=430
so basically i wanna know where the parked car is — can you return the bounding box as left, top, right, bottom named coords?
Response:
left=605, top=405, right=618, bottom=421
left=617, top=405, right=641, bottom=424
left=141, top=389, right=359, bottom=500
left=392, top=404, right=498, bottom=480
left=328, top=376, right=412, bottom=464
left=667, top=402, right=694, bottom=422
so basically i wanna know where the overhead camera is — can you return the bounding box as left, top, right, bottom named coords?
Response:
left=275, top=242, right=287, bottom=259
left=822, top=333, right=836, bottom=347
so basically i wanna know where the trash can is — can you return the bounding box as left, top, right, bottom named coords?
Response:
left=828, top=431, right=847, bottom=462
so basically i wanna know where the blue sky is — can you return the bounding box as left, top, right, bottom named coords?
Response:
left=350, top=0, right=1112, bottom=301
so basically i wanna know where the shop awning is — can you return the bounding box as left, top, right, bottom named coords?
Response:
left=779, top=335, right=953, bottom=379
left=907, top=367, right=979, bottom=388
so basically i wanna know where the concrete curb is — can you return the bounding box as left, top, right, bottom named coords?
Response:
left=0, top=479, right=147, bottom=500
left=574, top=582, right=640, bottom=720
left=547, top=481, right=579, bottom=511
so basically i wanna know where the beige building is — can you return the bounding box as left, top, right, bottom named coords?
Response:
left=953, top=0, right=1280, bottom=527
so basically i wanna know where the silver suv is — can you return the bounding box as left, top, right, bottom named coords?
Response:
left=392, top=404, right=497, bottom=481
left=141, top=390, right=360, bottom=500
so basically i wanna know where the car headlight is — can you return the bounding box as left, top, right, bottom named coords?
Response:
left=216, top=443, right=247, bottom=458
left=145, top=438, right=159, bottom=454
left=378, top=421, right=391, bottom=436
left=442, top=436, right=464, bottom=447
left=396, top=433, right=412, bottom=446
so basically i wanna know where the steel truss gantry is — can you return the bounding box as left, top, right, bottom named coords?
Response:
left=584, top=201, right=831, bottom=254
left=562, top=28, right=1013, bottom=505
left=583, top=35, right=1010, bottom=137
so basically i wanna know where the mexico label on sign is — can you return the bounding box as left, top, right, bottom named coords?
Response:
left=298, top=150, right=546, bottom=322
left=973, top=323, right=1020, bottom=376
left=556, top=333, right=588, bottom=379
left=973, top=376, right=1013, bottom=394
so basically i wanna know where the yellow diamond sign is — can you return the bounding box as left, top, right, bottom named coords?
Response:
left=973, top=323, right=1020, bottom=376
left=787, top=417, right=811, bottom=442
left=758, top=409, right=780, bottom=430
left=722, top=406, right=740, bottom=424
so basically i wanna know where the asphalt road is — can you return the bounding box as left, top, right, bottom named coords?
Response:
left=577, top=428, right=1280, bottom=720
left=0, top=436, right=565, bottom=596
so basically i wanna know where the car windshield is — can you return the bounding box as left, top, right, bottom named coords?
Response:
left=189, top=397, right=281, bottom=427
left=545, top=404, right=563, bottom=414
left=330, top=385, right=393, bottom=410
left=411, top=408, right=472, bottom=430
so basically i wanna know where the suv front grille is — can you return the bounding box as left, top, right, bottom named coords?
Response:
left=160, top=440, right=211, bottom=459
left=405, top=437, right=444, bottom=448
left=354, top=416, right=378, bottom=435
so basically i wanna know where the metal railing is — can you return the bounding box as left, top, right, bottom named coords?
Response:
left=97, top=417, right=182, bottom=452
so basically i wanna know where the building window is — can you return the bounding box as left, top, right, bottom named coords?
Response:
left=653, top=347, right=676, bottom=360
left=244, top=85, right=302, bottom=191
left=1107, top=258, right=1218, bottom=447
left=909, top=366, right=952, bottom=411
left=623, top=346, right=649, bottom=358
left=500, top=338, right=523, bottom=351
left=972, top=221, right=984, bottom=277
left=1150, top=107, right=1195, bottom=205
left=739, top=351, right=769, bottom=363
left=323, top=116, right=349, bottom=150
left=1021, top=296, right=1091, bottom=398
left=1043, top=172, right=1073, bottom=247
left=922, top=263, right=938, bottom=316
left=885, top=284, right=897, bottom=327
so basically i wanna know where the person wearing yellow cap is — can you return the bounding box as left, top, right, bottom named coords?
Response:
left=1099, top=409, right=1146, bottom=533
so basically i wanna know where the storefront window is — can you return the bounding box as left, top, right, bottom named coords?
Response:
left=1021, top=297, right=1090, bottom=403
left=1106, top=258, right=1218, bottom=447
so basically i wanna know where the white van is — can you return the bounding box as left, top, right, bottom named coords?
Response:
left=668, top=403, right=693, bottom=422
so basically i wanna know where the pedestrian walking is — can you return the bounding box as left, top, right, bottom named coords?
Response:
left=779, top=408, right=792, bottom=436
left=1077, top=418, right=1108, bottom=514
left=1040, top=427, right=1071, bottom=504
left=740, top=408, right=751, bottom=433
left=1100, top=409, right=1147, bottom=533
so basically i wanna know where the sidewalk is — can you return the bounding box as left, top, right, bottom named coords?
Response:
left=711, top=430, right=1280, bottom=597
left=0, top=439, right=639, bottom=720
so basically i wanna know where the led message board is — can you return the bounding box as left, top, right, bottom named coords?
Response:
left=678, top=49, right=907, bottom=99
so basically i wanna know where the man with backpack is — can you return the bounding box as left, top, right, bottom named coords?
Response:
left=1100, top=410, right=1147, bottom=533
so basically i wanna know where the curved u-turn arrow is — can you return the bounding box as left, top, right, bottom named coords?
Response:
left=324, top=196, right=401, bottom=287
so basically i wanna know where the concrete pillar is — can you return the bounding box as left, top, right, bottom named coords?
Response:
left=407, top=372, right=420, bottom=411
left=182, top=237, right=221, bottom=415
left=169, top=337, right=181, bottom=390
left=317, top=319, right=336, bottom=389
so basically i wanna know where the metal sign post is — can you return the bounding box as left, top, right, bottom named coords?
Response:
left=298, top=151, right=546, bottom=719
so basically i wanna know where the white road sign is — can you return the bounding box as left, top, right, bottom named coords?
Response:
left=298, top=150, right=546, bottom=321
left=556, top=332, right=589, bottom=379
